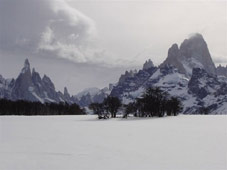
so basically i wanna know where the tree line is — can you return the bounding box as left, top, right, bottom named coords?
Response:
left=89, top=87, right=183, bottom=119
left=0, top=99, right=85, bottom=115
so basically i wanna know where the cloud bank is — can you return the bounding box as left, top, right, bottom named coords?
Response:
left=0, top=0, right=106, bottom=64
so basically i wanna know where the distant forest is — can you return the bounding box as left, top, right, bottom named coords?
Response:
left=0, top=99, right=85, bottom=115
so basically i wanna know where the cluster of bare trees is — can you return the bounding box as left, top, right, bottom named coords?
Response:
left=124, top=87, right=183, bottom=118
left=89, top=96, right=121, bottom=119
left=89, top=87, right=183, bottom=119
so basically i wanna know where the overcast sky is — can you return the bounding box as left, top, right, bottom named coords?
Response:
left=0, top=0, right=226, bottom=94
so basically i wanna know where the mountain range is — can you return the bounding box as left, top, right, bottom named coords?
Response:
left=0, top=33, right=226, bottom=114
left=111, top=33, right=227, bottom=114
left=0, top=59, right=77, bottom=104
left=0, top=59, right=111, bottom=105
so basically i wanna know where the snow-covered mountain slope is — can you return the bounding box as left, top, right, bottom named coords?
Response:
left=111, top=60, right=227, bottom=114
left=0, top=59, right=75, bottom=104
left=111, top=65, right=192, bottom=111
left=160, top=33, right=216, bottom=77
left=75, top=87, right=101, bottom=99
left=187, top=68, right=227, bottom=114
left=74, top=87, right=111, bottom=107
left=109, top=34, right=226, bottom=114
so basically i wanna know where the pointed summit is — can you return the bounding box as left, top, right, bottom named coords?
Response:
left=24, top=58, right=30, bottom=68
left=42, top=74, right=55, bottom=90
left=161, top=33, right=216, bottom=76
left=143, top=59, right=154, bottom=70
left=64, top=87, right=68, bottom=94
left=32, top=68, right=35, bottom=74
left=21, top=58, right=31, bottom=74
left=64, top=87, right=71, bottom=99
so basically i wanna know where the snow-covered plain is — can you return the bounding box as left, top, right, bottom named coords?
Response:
left=0, top=115, right=226, bottom=170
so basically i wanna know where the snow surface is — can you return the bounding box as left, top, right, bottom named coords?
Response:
left=0, top=115, right=226, bottom=170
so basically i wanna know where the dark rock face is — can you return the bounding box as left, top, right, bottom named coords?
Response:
left=11, top=59, right=36, bottom=101
left=143, top=59, right=154, bottom=70
left=187, top=68, right=227, bottom=113
left=188, top=68, right=219, bottom=99
left=161, top=33, right=217, bottom=77
left=216, top=83, right=227, bottom=96
left=160, top=44, right=186, bottom=74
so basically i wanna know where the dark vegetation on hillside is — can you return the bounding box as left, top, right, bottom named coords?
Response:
left=89, top=87, right=183, bottom=119
left=0, top=99, right=85, bottom=115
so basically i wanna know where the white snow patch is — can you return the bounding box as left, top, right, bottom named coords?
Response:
left=31, top=92, right=44, bottom=103
left=149, top=69, right=161, bottom=80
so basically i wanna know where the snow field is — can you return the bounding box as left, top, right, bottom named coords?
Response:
left=0, top=115, right=226, bottom=170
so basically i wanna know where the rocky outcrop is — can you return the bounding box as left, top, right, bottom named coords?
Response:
left=217, top=65, right=227, bottom=77
left=161, top=33, right=217, bottom=77
left=11, top=59, right=37, bottom=101
left=188, top=68, right=220, bottom=99
left=118, top=70, right=137, bottom=85
left=143, top=59, right=154, bottom=70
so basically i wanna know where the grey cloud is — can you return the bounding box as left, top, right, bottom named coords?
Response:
left=0, top=0, right=100, bottom=63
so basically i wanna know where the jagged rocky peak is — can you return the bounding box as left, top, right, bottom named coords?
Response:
left=21, top=58, right=31, bottom=74
left=11, top=59, right=35, bottom=101
left=0, top=74, right=5, bottom=83
left=64, top=87, right=69, bottom=95
left=119, top=69, right=137, bottom=84
left=161, top=33, right=216, bottom=77
left=64, top=87, right=70, bottom=98
left=217, top=64, right=227, bottom=77
left=167, top=44, right=180, bottom=59
left=31, top=68, right=42, bottom=84
left=0, top=59, right=79, bottom=104
left=32, top=68, right=35, bottom=74
left=42, top=74, right=55, bottom=90
left=143, top=59, right=154, bottom=70
left=24, top=58, right=30, bottom=68
left=109, top=83, right=115, bottom=91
